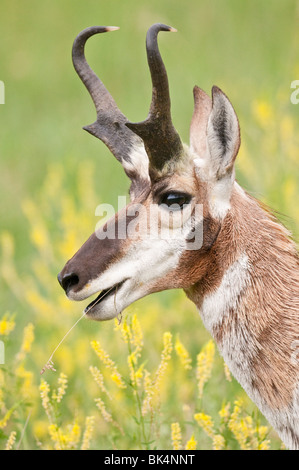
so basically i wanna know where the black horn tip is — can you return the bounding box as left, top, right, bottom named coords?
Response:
left=72, top=26, right=119, bottom=55
left=148, top=23, right=177, bottom=33
left=75, top=25, right=119, bottom=38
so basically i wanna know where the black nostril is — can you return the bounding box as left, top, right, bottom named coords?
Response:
left=58, top=272, right=80, bottom=293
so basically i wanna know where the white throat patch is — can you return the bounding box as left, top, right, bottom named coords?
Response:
left=199, top=253, right=251, bottom=334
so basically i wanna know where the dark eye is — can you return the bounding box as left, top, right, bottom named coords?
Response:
left=159, top=192, right=192, bottom=210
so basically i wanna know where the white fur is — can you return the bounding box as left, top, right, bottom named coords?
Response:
left=199, top=253, right=251, bottom=333
left=122, top=143, right=150, bottom=184
left=208, top=175, right=233, bottom=220
left=194, top=155, right=237, bottom=221
left=199, top=253, right=299, bottom=449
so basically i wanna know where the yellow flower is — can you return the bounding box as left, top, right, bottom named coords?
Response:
left=131, top=314, right=143, bottom=352
left=95, top=397, right=113, bottom=424
left=81, top=416, right=95, bottom=450
left=0, top=404, right=17, bottom=429
left=257, top=425, right=269, bottom=441
left=219, top=402, right=231, bottom=422
left=31, top=226, right=49, bottom=251
left=252, top=100, right=274, bottom=128
left=89, top=365, right=110, bottom=397
left=91, top=340, right=126, bottom=389
left=142, top=369, right=155, bottom=416
left=258, top=439, right=271, bottom=450
left=40, top=379, right=52, bottom=420
left=5, top=431, right=17, bottom=450
left=196, top=340, right=215, bottom=399
left=118, top=317, right=133, bottom=344
left=223, top=361, right=232, bottom=382
left=228, top=400, right=257, bottom=449
left=128, top=351, right=138, bottom=388
left=141, top=333, right=173, bottom=415
left=212, top=434, right=226, bottom=450
left=0, top=314, right=15, bottom=336
left=154, top=332, right=173, bottom=389
left=17, top=323, right=34, bottom=363
left=48, top=421, right=81, bottom=450
left=194, top=412, right=215, bottom=438
left=48, top=423, right=63, bottom=450
left=185, top=434, right=197, bottom=450
left=52, top=372, right=68, bottom=403
left=175, top=335, right=192, bottom=370
left=171, top=422, right=182, bottom=450
left=95, top=397, right=124, bottom=435
left=67, top=421, right=81, bottom=448
left=195, top=412, right=226, bottom=449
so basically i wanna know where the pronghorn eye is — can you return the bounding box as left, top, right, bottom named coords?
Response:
left=159, top=192, right=192, bottom=210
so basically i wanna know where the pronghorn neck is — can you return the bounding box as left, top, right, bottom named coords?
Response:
left=186, top=184, right=299, bottom=450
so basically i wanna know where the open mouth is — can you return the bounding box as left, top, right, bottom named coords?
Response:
left=84, top=280, right=126, bottom=314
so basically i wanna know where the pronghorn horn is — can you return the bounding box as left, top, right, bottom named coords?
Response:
left=72, top=26, right=145, bottom=178
left=126, top=23, right=184, bottom=172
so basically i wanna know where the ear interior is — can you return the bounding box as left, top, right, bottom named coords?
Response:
left=190, top=86, right=212, bottom=157
left=207, top=86, right=240, bottom=180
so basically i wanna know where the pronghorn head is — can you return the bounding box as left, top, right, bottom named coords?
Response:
left=58, top=24, right=240, bottom=321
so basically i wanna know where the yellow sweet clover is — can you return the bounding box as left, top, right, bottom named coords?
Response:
left=175, top=335, right=192, bottom=370
left=5, top=431, right=17, bottom=450
left=194, top=412, right=226, bottom=450
left=40, top=380, right=52, bottom=421
left=0, top=407, right=15, bottom=430
left=219, top=402, right=231, bottom=422
left=89, top=366, right=111, bottom=399
left=212, top=434, right=226, bottom=450
left=81, top=416, right=95, bottom=450
left=154, top=332, right=173, bottom=390
left=94, top=397, right=124, bottom=435
left=171, top=422, right=182, bottom=450
left=0, top=314, right=15, bottom=336
left=196, top=340, right=215, bottom=399
left=185, top=434, right=197, bottom=450
left=52, top=372, right=68, bottom=403
left=194, top=412, right=215, bottom=438
left=90, top=340, right=126, bottom=389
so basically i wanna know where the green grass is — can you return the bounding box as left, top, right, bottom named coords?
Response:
left=0, top=0, right=298, bottom=450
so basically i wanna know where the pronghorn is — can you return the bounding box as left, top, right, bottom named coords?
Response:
left=58, top=24, right=299, bottom=449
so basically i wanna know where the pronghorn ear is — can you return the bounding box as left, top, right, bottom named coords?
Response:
left=207, top=86, right=240, bottom=180
left=190, top=86, right=212, bottom=156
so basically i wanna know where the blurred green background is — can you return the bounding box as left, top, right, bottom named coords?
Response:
left=0, top=0, right=298, bottom=450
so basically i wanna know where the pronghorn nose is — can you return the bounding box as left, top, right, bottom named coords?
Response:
left=58, top=271, right=80, bottom=293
